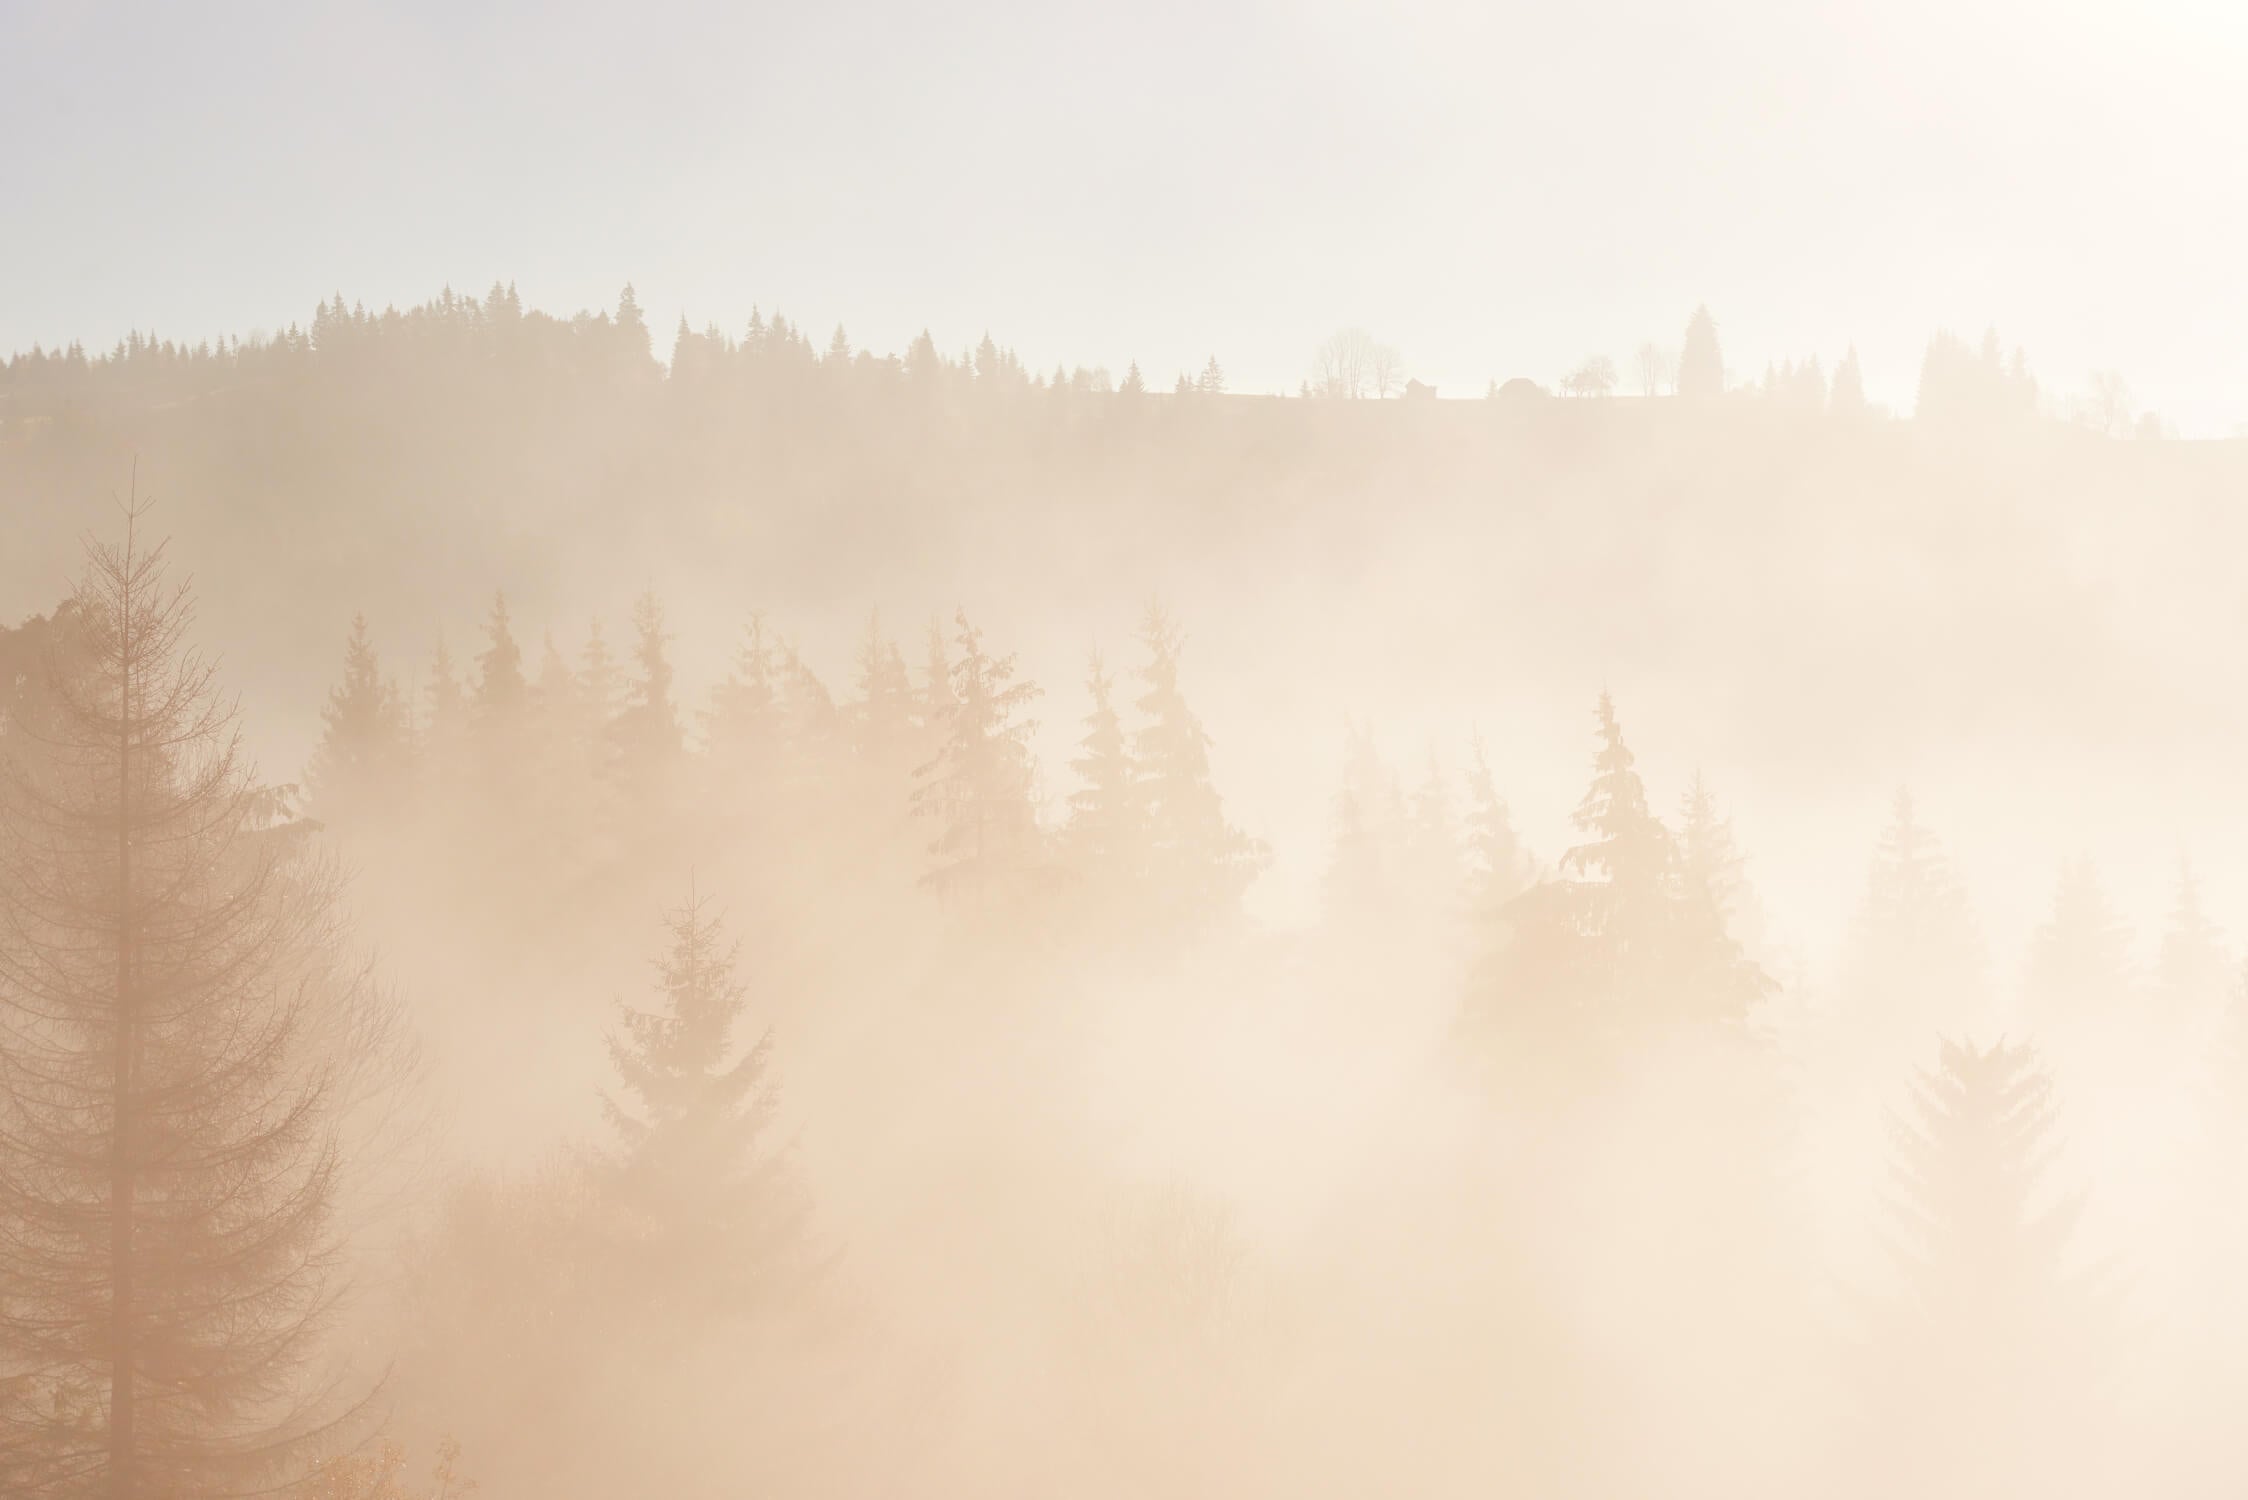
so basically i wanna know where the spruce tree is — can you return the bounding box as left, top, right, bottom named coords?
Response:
left=0, top=513, right=376, bottom=1499
left=850, top=611, right=916, bottom=770
left=578, top=618, right=621, bottom=738
left=1830, top=345, right=1867, bottom=416
left=910, top=609, right=1041, bottom=900
left=304, top=613, right=404, bottom=821
left=610, top=591, right=682, bottom=773
left=2024, top=858, right=2133, bottom=1037
left=1131, top=602, right=1260, bottom=920
left=472, top=590, right=527, bottom=718
left=2154, top=856, right=2230, bottom=1024
left=603, top=886, right=803, bottom=1300
left=1861, top=1037, right=2112, bottom=1497
left=1065, top=649, right=1143, bottom=881
left=1844, top=789, right=1987, bottom=1051
left=703, top=615, right=780, bottom=772
left=1461, top=729, right=1531, bottom=913
left=1677, top=303, right=1724, bottom=398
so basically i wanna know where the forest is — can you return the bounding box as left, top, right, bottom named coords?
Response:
left=4, top=288, right=2248, bottom=1499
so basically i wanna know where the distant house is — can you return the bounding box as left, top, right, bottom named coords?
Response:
left=1402, top=378, right=1437, bottom=401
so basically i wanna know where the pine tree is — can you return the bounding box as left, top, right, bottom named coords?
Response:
left=304, top=613, right=405, bottom=820
left=1131, top=602, right=1261, bottom=920
left=1844, top=789, right=1987, bottom=1051
left=420, top=634, right=469, bottom=786
left=472, top=591, right=527, bottom=718
left=1861, top=1037, right=2112, bottom=1498
left=1065, top=649, right=1143, bottom=880
left=1677, top=304, right=1723, bottom=398
left=611, top=591, right=682, bottom=773
left=849, top=611, right=915, bottom=768
left=0, top=512, right=378, bottom=1499
left=603, top=886, right=805, bottom=1309
left=1558, top=692, right=1670, bottom=909
left=910, top=609, right=1042, bottom=900
left=704, top=615, right=779, bottom=772
left=1461, top=729, right=1531, bottom=913
left=1401, top=746, right=1460, bottom=912
left=2024, top=858, right=2133, bottom=1038
left=1323, top=719, right=1399, bottom=919
left=1197, top=356, right=1226, bottom=395
left=1677, top=771, right=1753, bottom=945
left=2154, top=856, right=2230, bottom=1025
left=1830, top=345, right=1867, bottom=416
left=916, top=615, right=955, bottom=736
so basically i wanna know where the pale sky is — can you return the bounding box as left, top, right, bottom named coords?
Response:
left=5, top=0, right=2244, bottom=431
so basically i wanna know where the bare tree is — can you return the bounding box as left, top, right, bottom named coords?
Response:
left=1635, top=342, right=1674, bottom=396
left=1368, top=342, right=1405, bottom=400
left=0, top=496, right=382, bottom=1499
left=1309, top=328, right=1403, bottom=399
left=2080, top=369, right=2134, bottom=437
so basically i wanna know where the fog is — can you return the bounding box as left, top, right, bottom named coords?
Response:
left=8, top=15, right=2248, bottom=1496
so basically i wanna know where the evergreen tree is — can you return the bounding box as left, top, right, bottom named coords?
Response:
left=1677, top=770, right=1759, bottom=952
left=1860, top=1038, right=2112, bottom=1498
left=473, top=591, right=528, bottom=719
left=1830, top=344, right=1867, bottom=416
left=850, top=610, right=915, bottom=767
left=1323, top=718, right=1399, bottom=919
left=916, top=615, right=955, bottom=735
left=1065, top=649, right=1143, bottom=880
left=2023, top=858, right=2133, bottom=1037
left=0, top=514, right=378, bottom=1498
left=603, top=886, right=805, bottom=1308
left=1401, top=746, right=1460, bottom=912
left=1844, top=789, right=1987, bottom=1051
left=1131, top=602, right=1261, bottom=920
left=910, top=609, right=1042, bottom=900
left=1558, top=692, right=1670, bottom=909
left=533, top=629, right=576, bottom=722
left=1461, top=728, right=1532, bottom=912
left=305, top=613, right=405, bottom=820
left=2154, top=856, right=2230, bottom=1025
left=1677, top=304, right=1724, bottom=398
left=611, top=591, right=683, bottom=770
left=1197, top=356, right=1226, bottom=395
left=704, top=615, right=779, bottom=771
left=420, top=633, right=469, bottom=784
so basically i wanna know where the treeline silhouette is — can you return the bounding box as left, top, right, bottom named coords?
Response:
left=6, top=514, right=2245, bottom=1497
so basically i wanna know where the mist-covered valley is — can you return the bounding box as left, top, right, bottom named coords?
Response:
left=5, top=288, right=2247, bottom=1499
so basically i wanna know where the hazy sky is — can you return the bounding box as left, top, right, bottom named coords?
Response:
left=6, top=0, right=2244, bottom=431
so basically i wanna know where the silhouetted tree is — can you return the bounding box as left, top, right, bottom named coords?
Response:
left=1461, top=729, right=1532, bottom=913
left=911, top=610, right=1041, bottom=900
left=472, top=592, right=527, bottom=718
left=611, top=591, right=683, bottom=772
left=603, top=886, right=804, bottom=1307
left=1678, top=304, right=1723, bottom=397
left=305, top=613, right=405, bottom=820
left=1844, top=789, right=1987, bottom=1051
left=1859, top=1037, right=2112, bottom=1499
left=0, top=511, right=376, bottom=1499
left=1065, top=649, right=1143, bottom=881
left=1830, top=345, right=1867, bottom=416
left=1132, top=602, right=1262, bottom=922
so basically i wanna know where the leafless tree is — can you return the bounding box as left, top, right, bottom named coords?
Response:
left=1309, top=328, right=1403, bottom=399
left=2080, top=370, right=2134, bottom=437
left=0, top=495, right=387, bottom=1500
left=1635, top=343, right=1674, bottom=396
